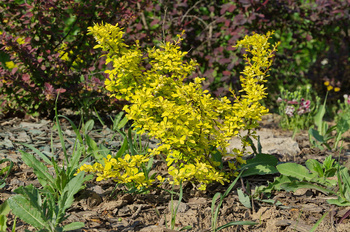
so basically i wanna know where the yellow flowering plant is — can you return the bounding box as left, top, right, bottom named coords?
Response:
left=80, top=22, right=279, bottom=190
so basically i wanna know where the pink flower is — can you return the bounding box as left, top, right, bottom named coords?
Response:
left=300, top=98, right=311, bottom=110
left=285, top=106, right=295, bottom=117
left=287, top=99, right=299, bottom=105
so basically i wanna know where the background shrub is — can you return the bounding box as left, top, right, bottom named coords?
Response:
left=0, top=0, right=146, bottom=117
left=1, top=0, right=349, bottom=117
left=123, top=0, right=349, bottom=109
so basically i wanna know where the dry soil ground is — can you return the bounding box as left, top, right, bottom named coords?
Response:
left=1, top=114, right=350, bottom=232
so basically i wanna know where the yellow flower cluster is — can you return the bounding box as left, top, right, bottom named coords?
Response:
left=86, top=23, right=279, bottom=189
left=76, top=155, right=154, bottom=189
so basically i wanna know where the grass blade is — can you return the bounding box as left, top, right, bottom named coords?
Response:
left=19, top=143, right=52, bottom=165
left=216, top=221, right=257, bottom=231
left=310, top=211, right=329, bottom=232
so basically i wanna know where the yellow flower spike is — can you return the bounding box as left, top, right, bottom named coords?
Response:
left=334, top=87, right=340, bottom=92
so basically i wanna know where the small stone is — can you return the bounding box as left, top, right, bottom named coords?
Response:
left=168, top=201, right=189, bottom=213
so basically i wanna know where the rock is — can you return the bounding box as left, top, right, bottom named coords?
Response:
left=168, top=201, right=189, bottom=213
left=227, top=129, right=300, bottom=156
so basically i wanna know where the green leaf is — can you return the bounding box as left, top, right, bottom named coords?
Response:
left=276, top=163, right=316, bottom=182
left=281, top=181, right=334, bottom=194
left=67, top=146, right=83, bottom=176
left=216, top=221, right=257, bottom=231
left=0, top=200, right=11, bottom=231
left=127, top=128, right=136, bottom=156
left=115, top=136, right=129, bottom=159
left=257, top=175, right=297, bottom=194
left=237, top=189, right=251, bottom=208
left=222, top=172, right=242, bottom=198
left=310, top=211, right=329, bottom=232
left=245, top=137, right=257, bottom=155
left=19, top=144, right=52, bottom=165
left=83, top=119, right=94, bottom=133
left=86, top=135, right=104, bottom=163
left=314, top=97, right=326, bottom=130
left=58, top=115, right=83, bottom=144
left=211, top=147, right=223, bottom=170
left=14, top=185, right=42, bottom=209
left=21, top=151, right=54, bottom=187
left=308, top=128, right=325, bottom=143
left=179, top=225, right=192, bottom=231
left=0, top=200, right=11, bottom=216
left=60, top=171, right=85, bottom=211
left=327, top=198, right=350, bottom=207
left=0, top=158, right=13, bottom=188
left=240, top=154, right=278, bottom=177
left=305, top=159, right=323, bottom=177
left=8, top=195, right=47, bottom=230
left=117, top=115, right=128, bottom=130
left=62, top=222, right=84, bottom=231
left=0, top=215, right=7, bottom=231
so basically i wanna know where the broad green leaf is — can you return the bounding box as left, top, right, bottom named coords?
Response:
left=237, top=189, right=251, bottom=208
left=308, top=128, right=325, bottom=143
left=21, top=152, right=54, bottom=187
left=0, top=200, right=11, bottom=231
left=8, top=195, right=47, bottom=230
left=86, top=135, right=98, bottom=151
left=83, top=119, right=94, bottom=133
left=14, top=185, right=42, bottom=209
left=0, top=200, right=10, bottom=216
left=111, top=111, right=124, bottom=131
left=62, top=222, right=84, bottom=231
left=281, top=181, right=334, bottom=194
left=327, top=198, right=350, bottom=207
left=0, top=215, right=7, bottom=231
left=277, top=163, right=317, bottom=182
left=257, top=175, right=297, bottom=194
left=60, top=171, right=85, bottom=211
left=305, top=159, right=323, bottom=177
left=240, top=154, right=278, bottom=177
